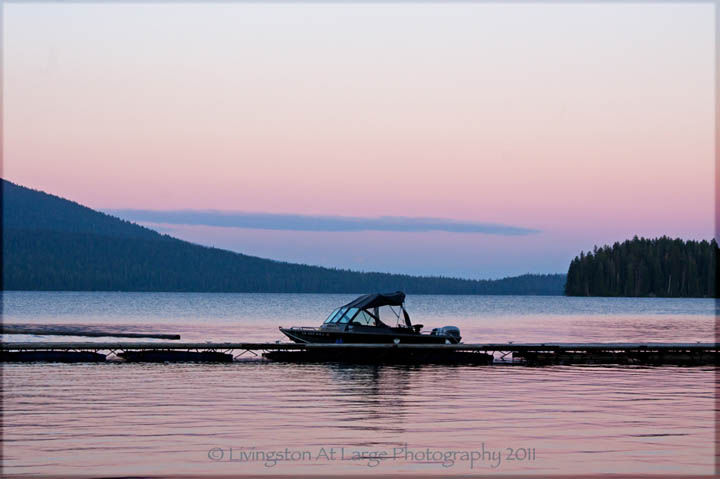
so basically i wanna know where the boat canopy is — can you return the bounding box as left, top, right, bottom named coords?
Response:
left=341, top=291, right=405, bottom=310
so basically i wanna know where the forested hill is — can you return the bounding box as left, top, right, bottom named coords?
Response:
left=2, top=179, right=160, bottom=240
left=565, top=236, right=718, bottom=297
left=2, top=179, right=566, bottom=294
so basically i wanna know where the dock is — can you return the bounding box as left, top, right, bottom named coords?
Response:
left=1, top=342, right=717, bottom=365
left=1, top=325, right=181, bottom=340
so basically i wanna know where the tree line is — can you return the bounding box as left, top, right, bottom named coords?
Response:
left=565, top=236, right=717, bottom=297
left=2, top=228, right=566, bottom=294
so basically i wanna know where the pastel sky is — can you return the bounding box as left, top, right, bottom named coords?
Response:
left=3, top=3, right=715, bottom=279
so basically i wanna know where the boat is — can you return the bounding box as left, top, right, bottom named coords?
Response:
left=279, top=291, right=461, bottom=344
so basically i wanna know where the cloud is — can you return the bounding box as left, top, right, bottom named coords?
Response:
left=106, top=209, right=540, bottom=236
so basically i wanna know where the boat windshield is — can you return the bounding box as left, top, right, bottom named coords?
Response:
left=337, top=308, right=359, bottom=324
left=328, top=307, right=352, bottom=324
left=323, top=308, right=343, bottom=324
left=323, top=303, right=393, bottom=327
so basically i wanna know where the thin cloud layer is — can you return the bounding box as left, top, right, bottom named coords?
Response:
left=106, top=210, right=540, bottom=236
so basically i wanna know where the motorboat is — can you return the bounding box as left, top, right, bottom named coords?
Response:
left=279, top=291, right=461, bottom=344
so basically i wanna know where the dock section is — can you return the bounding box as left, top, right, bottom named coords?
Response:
left=1, top=324, right=181, bottom=340
left=1, top=342, right=716, bottom=365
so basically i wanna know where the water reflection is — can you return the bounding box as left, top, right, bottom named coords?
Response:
left=322, top=364, right=419, bottom=434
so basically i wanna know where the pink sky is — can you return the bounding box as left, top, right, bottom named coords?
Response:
left=3, top=3, right=715, bottom=278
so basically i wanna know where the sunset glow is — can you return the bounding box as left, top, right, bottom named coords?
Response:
left=3, top=3, right=714, bottom=278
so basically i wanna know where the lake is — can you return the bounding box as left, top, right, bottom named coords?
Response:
left=1, top=292, right=716, bottom=475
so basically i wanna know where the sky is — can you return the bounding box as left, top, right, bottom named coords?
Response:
left=3, top=2, right=715, bottom=279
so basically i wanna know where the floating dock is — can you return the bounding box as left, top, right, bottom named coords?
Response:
left=1, top=325, right=181, bottom=340
left=1, top=342, right=717, bottom=365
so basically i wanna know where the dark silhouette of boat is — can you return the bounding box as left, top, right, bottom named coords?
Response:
left=279, top=292, right=461, bottom=344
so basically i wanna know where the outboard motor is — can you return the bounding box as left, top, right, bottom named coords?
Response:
left=431, top=326, right=461, bottom=343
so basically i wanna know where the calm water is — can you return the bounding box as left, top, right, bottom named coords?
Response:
left=1, top=292, right=717, bottom=475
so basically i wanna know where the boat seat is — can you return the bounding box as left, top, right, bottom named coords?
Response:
left=413, top=324, right=423, bottom=333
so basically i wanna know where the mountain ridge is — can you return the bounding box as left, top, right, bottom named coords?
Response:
left=1, top=179, right=566, bottom=294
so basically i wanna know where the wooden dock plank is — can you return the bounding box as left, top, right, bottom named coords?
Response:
left=1, top=326, right=181, bottom=340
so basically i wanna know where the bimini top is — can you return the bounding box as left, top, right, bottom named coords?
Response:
left=341, top=291, right=405, bottom=310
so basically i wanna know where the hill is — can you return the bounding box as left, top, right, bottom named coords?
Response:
left=1, top=179, right=566, bottom=294
left=565, top=236, right=717, bottom=297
